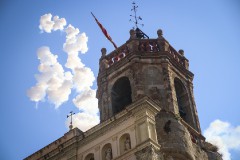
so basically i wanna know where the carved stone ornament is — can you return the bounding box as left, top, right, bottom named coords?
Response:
left=178, top=49, right=184, bottom=56
left=135, top=145, right=163, bottom=160
left=105, top=148, right=112, bottom=160
left=157, top=29, right=163, bottom=38
left=124, top=137, right=131, bottom=151
left=100, top=58, right=109, bottom=71
left=130, top=29, right=136, bottom=39
left=101, top=48, right=107, bottom=57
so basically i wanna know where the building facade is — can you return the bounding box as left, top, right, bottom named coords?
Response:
left=25, top=29, right=222, bottom=160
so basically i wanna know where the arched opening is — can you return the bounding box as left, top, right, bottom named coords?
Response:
left=111, top=77, right=132, bottom=115
left=84, top=153, right=94, bottom=160
left=174, top=78, right=190, bottom=123
left=119, top=133, right=131, bottom=155
left=102, top=143, right=112, bottom=160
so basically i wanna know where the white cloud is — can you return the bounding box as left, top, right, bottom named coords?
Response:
left=39, top=13, right=66, bottom=33
left=39, top=14, right=54, bottom=33
left=63, top=25, right=88, bottom=55
left=204, top=119, right=240, bottom=160
left=27, top=46, right=73, bottom=107
left=65, top=24, right=79, bottom=39
left=47, top=80, right=72, bottom=108
left=28, top=13, right=100, bottom=132
left=66, top=112, right=100, bottom=132
left=73, top=89, right=98, bottom=114
left=65, top=53, right=84, bottom=70
left=37, top=46, right=58, bottom=65
left=63, top=23, right=98, bottom=131
left=72, top=67, right=95, bottom=92
left=53, top=16, right=67, bottom=31
left=27, top=83, right=47, bottom=102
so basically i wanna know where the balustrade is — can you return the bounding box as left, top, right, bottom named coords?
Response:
left=102, top=38, right=187, bottom=69
left=138, top=39, right=159, bottom=52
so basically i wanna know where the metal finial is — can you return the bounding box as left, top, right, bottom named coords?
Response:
left=129, top=1, right=144, bottom=29
left=67, top=111, right=75, bottom=130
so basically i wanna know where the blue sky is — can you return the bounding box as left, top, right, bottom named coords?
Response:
left=0, top=1, right=239, bottom=160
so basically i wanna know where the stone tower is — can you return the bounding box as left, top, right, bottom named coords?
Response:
left=97, top=29, right=200, bottom=129
left=96, top=28, right=222, bottom=160
left=25, top=29, right=222, bottom=160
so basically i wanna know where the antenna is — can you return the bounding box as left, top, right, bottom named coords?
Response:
left=129, top=1, right=144, bottom=29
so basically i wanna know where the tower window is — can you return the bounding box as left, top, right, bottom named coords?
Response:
left=174, top=78, right=189, bottom=122
left=111, top=77, right=132, bottom=115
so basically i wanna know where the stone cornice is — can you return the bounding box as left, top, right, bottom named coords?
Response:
left=24, top=128, right=83, bottom=160
left=98, top=51, right=193, bottom=83
left=25, top=97, right=162, bottom=160
left=78, top=97, right=161, bottom=146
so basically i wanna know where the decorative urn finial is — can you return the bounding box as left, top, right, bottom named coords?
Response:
left=179, top=49, right=184, bottom=56
left=157, top=29, right=163, bottom=38
left=101, top=48, right=107, bottom=57
left=129, top=29, right=136, bottom=39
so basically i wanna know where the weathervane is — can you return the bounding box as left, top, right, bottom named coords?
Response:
left=67, top=111, right=75, bottom=130
left=129, top=1, right=149, bottom=39
left=129, top=1, right=144, bottom=29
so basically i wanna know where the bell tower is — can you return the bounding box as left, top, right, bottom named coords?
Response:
left=97, top=28, right=200, bottom=131
left=96, top=28, right=222, bottom=159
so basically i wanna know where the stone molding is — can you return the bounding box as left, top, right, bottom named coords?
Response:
left=135, top=144, right=163, bottom=160
left=79, top=97, right=160, bottom=147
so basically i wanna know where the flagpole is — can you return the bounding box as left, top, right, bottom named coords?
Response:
left=91, top=12, right=118, bottom=51
left=91, top=12, right=96, bottom=19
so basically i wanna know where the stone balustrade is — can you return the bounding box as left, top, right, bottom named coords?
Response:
left=100, top=29, right=189, bottom=70
left=105, top=44, right=129, bottom=66
left=138, top=39, right=160, bottom=52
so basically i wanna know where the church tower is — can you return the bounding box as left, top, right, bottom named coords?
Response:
left=96, top=28, right=222, bottom=160
left=97, top=28, right=201, bottom=132
left=97, top=28, right=200, bottom=131
left=25, top=28, right=223, bottom=160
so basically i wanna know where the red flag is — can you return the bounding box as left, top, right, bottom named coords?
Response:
left=91, top=12, right=118, bottom=50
